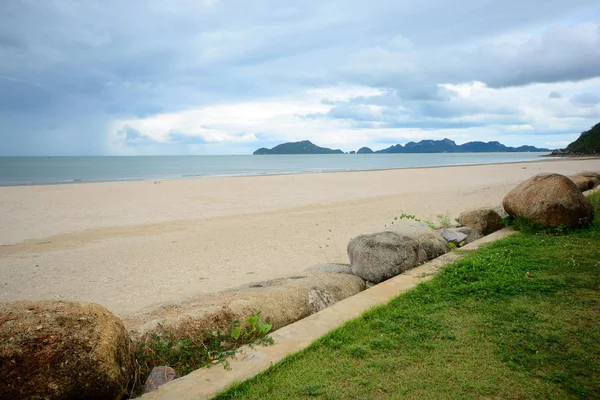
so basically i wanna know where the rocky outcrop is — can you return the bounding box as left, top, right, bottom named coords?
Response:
left=503, top=173, right=595, bottom=228
left=458, top=207, right=504, bottom=235
left=0, top=301, right=136, bottom=400
left=347, top=231, right=428, bottom=283
left=388, top=220, right=449, bottom=259
left=124, top=272, right=365, bottom=340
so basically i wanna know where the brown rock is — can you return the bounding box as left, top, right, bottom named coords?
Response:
left=143, top=366, right=180, bottom=394
left=0, top=301, right=137, bottom=400
left=503, top=173, right=595, bottom=228
left=568, top=175, right=598, bottom=192
left=458, top=207, right=503, bottom=235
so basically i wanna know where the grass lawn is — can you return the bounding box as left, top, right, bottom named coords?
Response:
left=214, top=192, right=600, bottom=400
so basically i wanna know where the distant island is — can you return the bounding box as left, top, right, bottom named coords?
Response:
left=253, top=140, right=344, bottom=155
left=253, top=138, right=549, bottom=155
left=551, top=122, right=600, bottom=156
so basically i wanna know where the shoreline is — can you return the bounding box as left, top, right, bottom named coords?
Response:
left=0, top=153, right=563, bottom=188
left=1, top=158, right=600, bottom=317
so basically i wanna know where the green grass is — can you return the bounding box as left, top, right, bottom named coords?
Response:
left=214, top=192, right=600, bottom=400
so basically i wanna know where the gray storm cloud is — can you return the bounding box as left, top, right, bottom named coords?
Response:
left=1, top=0, right=599, bottom=154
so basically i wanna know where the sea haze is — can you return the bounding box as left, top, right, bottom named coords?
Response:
left=0, top=153, right=548, bottom=186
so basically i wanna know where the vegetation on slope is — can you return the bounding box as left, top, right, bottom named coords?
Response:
left=215, top=192, right=600, bottom=400
left=565, top=122, right=600, bottom=155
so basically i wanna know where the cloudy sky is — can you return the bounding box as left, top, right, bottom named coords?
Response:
left=1, top=0, right=600, bottom=155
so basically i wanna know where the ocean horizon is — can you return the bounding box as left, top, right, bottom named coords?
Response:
left=0, top=152, right=549, bottom=187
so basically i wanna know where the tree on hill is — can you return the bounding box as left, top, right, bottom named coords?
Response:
left=564, top=122, right=600, bottom=154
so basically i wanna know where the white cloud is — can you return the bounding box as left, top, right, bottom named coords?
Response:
left=1, top=0, right=600, bottom=155
left=108, top=78, right=600, bottom=154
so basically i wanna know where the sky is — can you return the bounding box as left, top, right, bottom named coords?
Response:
left=1, top=0, right=600, bottom=155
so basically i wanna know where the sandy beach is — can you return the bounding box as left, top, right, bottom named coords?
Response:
left=1, top=158, right=599, bottom=317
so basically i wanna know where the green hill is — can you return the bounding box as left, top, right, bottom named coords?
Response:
left=564, top=122, right=600, bottom=154
left=253, top=140, right=344, bottom=155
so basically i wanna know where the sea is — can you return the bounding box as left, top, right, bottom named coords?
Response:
left=0, top=153, right=549, bottom=186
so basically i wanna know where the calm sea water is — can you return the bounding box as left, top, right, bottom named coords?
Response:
left=0, top=153, right=548, bottom=186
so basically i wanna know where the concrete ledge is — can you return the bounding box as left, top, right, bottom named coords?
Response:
left=141, top=228, right=516, bottom=400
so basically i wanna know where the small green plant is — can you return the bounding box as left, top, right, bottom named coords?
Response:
left=390, top=213, right=439, bottom=230
left=424, top=220, right=437, bottom=229
left=135, top=313, right=273, bottom=395
left=436, top=213, right=452, bottom=228
left=393, top=213, right=421, bottom=223
left=230, top=314, right=273, bottom=341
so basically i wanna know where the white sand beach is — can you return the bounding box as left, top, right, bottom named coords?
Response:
left=1, top=158, right=599, bottom=317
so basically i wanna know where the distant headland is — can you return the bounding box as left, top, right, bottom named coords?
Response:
left=253, top=138, right=550, bottom=155
left=549, top=122, right=600, bottom=156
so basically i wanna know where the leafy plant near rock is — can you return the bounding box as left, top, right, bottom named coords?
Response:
left=133, top=313, right=273, bottom=396
left=436, top=212, right=452, bottom=228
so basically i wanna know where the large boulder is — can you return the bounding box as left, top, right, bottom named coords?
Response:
left=124, top=272, right=365, bottom=340
left=568, top=175, right=599, bottom=192
left=347, top=231, right=428, bottom=283
left=503, top=173, right=595, bottom=228
left=0, top=301, right=137, bottom=400
left=388, top=219, right=448, bottom=259
left=458, top=207, right=504, bottom=236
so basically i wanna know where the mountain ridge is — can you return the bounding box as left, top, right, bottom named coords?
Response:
left=253, top=139, right=550, bottom=155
